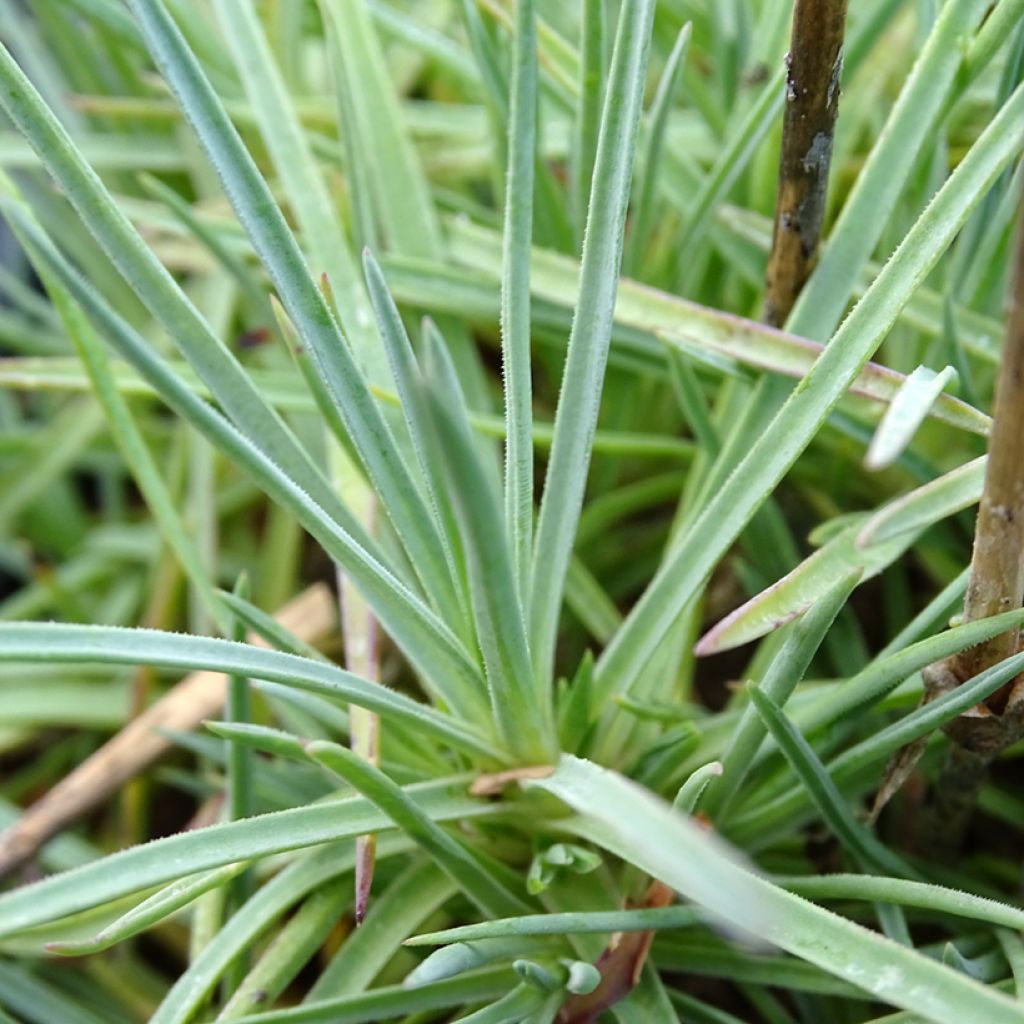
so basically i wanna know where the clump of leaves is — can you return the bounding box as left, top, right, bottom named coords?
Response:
left=0, top=1, right=1023, bottom=1023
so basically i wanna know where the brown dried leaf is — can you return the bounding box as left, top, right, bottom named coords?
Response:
left=557, top=880, right=676, bottom=1024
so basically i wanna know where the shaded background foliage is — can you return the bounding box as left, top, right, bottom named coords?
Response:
left=0, top=1, right=1021, bottom=1022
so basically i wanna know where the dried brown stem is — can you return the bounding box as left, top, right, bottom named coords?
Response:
left=336, top=480, right=381, bottom=924
left=0, top=584, right=336, bottom=878
left=763, top=0, right=848, bottom=328
left=917, top=193, right=1024, bottom=854
left=954, top=196, right=1024, bottom=689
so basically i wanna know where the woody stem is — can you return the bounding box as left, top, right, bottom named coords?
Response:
left=763, top=0, right=848, bottom=328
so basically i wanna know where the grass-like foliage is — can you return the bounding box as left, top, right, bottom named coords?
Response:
left=0, top=1, right=1023, bottom=1022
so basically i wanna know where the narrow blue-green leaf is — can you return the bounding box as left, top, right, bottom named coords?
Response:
left=532, top=757, right=1024, bottom=1024
left=307, top=741, right=531, bottom=919
left=0, top=40, right=360, bottom=550
left=627, top=23, right=691, bottom=274
left=150, top=838, right=404, bottom=1024
left=0, top=623, right=496, bottom=760
left=407, top=907, right=702, bottom=946
left=309, top=859, right=457, bottom=1001
left=876, top=568, right=970, bottom=659
left=406, top=935, right=560, bottom=989
left=828, top=650, right=1024, bottom=784
left=450, top=984, right=542, bottom=1024
left=1, top=182, right=226, bottom=633
left=961, top=0, right=1024, bottom=84
left=733, top=651, right=1024, bottom=844
left=270, top=294, right=360, bottom=467
left=997, top=930, right=1024, bottom=1001
left=421, top=326, right=555, bottom=760
left=227, top=574, right=255, bottom=826
left=0, top=205, right=489, bottom=724
left=362, top=251, right=471, bottom=631
left=0, top=355, right=694, bottom=462
left=316, top=0, right=442, bottom=255
left=657, top=326, right=989, bottom=437
left=0, top=257, right=60, bottom=326
left=232, top=968, right=515, bottom=1024
left=46, top=863, right=247, bottom=956
left=444, top=219, right=990, bottom=437
left=529, top=0, right=656, bottom=686
left=565, top=557, right=622, bottom=644
left=366, top=0, right=480, bottom=88
left=572, top=0, right=605, bottom=241
left=858, top=457, right=986, bottom=546
left=673, top=761, right=723, bottom=815
left=205, top=721, right=312, bottom=763
left=0, top=0, right=85, bottom=130
left=696, top=522, right=906, bottom=655
left=458, top=0, right=509, bottom=120
left=747, top=686, right=915, bottom=878
left=0, top=131, right=188, bottom=170
left=706, top=572, right=857, bottom=819
left=218, top=590, right=328, bottom=662
left=210, top=0, right=380, bottom=364
left=675, top=61, right=783, bottom=285
left=0, top=777, right=497, bottom=938
left=317, top=0, right=492, bottom=405
left=790, top=608, right=1024, bottom=746
left=776, top=874, right=1024, bottom=932
left=502, top=0, right=537, bottom=601
left=127, top=0, right=464, bottom=628
left=139, top=172, right=272, bottom=322
left=220, top=878, right=352, bottom=1020
left=668, top=348, right=720, bottom=455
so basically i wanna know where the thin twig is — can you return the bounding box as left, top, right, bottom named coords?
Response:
left=919, top=192, right=1024, bottom=852
left=0, top=584, right=336, bottom=878
left=763, top=0, right=848, bottom=328
left=338, top=513, right=382, bottom=924
left=954, top=195, right=1024, bottom=688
